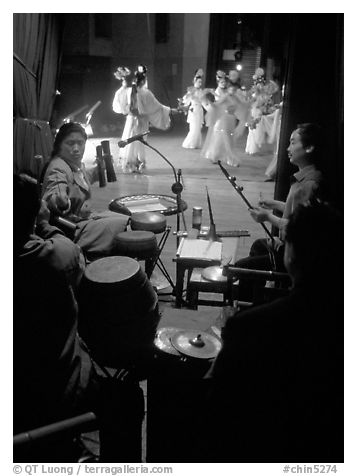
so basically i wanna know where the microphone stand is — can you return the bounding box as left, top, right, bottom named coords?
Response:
left=141, top=138, right=187, bottom=247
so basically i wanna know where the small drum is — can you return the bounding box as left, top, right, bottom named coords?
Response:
left=130, top=212, right=167, bottom=234
left=115, top=230, right=158, bottom=260
left=78, top=256, right=160, bottom=372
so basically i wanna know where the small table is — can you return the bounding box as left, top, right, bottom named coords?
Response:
left=173, top=237, right=241, bottom=308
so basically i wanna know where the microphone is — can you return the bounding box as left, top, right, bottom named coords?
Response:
left=118, top=131, right=150, bottom=148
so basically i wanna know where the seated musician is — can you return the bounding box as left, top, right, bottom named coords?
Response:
left=235, top=122, right=323, bottom=299
left=204, top=201, right=343, bottom=462
left=41, top=122, right=129, bottom=261
left=14, top=174, right=144, bottom=462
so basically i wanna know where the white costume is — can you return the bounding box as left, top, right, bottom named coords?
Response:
left=113, top=84, right=171, bottom=173
left=181, top=86, right=204, bottom=149
left=245, top=77, right=279, bottom=155
left=202, top=93, right=241, bottom=166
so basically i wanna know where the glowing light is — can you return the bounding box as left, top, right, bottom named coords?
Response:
left=236, top=64, right=243, bottom=71
left=84, top=124, right=93, bottom=136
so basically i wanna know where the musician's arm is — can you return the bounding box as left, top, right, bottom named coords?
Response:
left=249, top=208, right=285, bottom=229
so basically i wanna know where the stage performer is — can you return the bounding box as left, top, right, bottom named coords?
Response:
left=113, top=65, right=176, bottom=173
left=245, top=67, right=280, bottom=155
left=179, top=69, right=205, bottom=149
left=202, top=82, right=242, bottom=166
left=201, top=91, right=218, bottom=159
left=41, top=122, right=129, bottom=261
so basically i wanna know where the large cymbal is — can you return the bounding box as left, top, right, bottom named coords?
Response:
left=170, top=330, right=222, bottom=359
left=201, top=266, right=227, bottom=282
left=154, top=327, right=184, bottom=356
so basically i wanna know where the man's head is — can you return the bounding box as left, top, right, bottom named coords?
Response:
left=284, top=202, right=342, bottom=285
left=287, top=123, right=322, bottom=169
left=14, top=174, right=41, bottom=253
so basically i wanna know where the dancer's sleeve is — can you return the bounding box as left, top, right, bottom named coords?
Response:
left=112, top=86, right=130, bottom=114
left=138, top=89, right=171, bottom=130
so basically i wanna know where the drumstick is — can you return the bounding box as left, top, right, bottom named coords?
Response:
left=206, top=186, right=215, bottom=225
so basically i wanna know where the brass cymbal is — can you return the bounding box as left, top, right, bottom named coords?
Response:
left=170, top=330, right=222, bottom=359
left=201, top=266, right=227, bottom=282
left=154, top=327, right=184, bottom=356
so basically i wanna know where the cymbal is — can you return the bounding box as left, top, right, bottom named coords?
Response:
left=150, top=270, right=172, bottom=291
left=201, top=266, right=227, bottom=282
left=154, top=327, right=184, bottom=356
left=170, top=330, right=222, bottom=359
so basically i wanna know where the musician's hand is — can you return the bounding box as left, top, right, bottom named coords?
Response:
left=36, top=200, right=51, bottom=226
left=48, top=193, right=71, bottom=216
left=249, top=207, right=272, bottom=223
left=258, top=198, right=276, bottom=209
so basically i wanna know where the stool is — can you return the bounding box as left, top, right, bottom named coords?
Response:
left=115, top=231, right=158, bottom=277
left=130, top=212, right=174, bottom=290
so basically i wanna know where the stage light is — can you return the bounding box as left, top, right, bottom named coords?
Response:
left=84, top=124, right=93, bottom=136
left=236, top=64, right=243, bottom=71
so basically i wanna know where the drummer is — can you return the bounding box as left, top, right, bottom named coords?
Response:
left=42, top=122, right=130, bottom=261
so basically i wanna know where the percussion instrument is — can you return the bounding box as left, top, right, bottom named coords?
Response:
left=201, top=265, right=228, bottom=283
left=109, top=194, right=188, bottom=216
left=170, top=330, right=222, bottom=360
left=115, top=230, right=158, bottom=261
left=130, top=211, right=167, bottom=234
left=154, top=327, right=221, bottom=363
left=78, top=256, right=160, bottom=372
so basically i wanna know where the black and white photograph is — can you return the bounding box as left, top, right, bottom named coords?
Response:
left=9, top=5, right=352, bottom=474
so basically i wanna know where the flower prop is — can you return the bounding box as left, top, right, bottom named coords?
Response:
left=114, top=66, right=131, bottom=81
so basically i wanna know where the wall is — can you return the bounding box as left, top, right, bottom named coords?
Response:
left=181, top=14, right=210, bottom=91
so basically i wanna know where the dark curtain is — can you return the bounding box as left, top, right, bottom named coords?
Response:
left=13, top=13, right=63, bottom=176
left=275, top=14, right=344, bottom=210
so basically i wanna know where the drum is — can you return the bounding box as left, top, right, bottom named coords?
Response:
left=78, top=256, right=160, bottom=373
left=115, top=230, right=158, bottom=260
left=109, top=194, right=188, bottom=216
left=130, top=212, right=167, bottom=234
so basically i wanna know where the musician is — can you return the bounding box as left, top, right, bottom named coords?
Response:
left=204, top=202, right=343, bottom=462
left=41, top=122, right=129, bottom=261
left=235, top=123, right=323, bottom=295
left=14, top=174, right=145, bottom=462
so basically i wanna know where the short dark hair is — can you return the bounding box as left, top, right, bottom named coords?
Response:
left=13, top=174, right=41, bottom=253
left=295, top=123, right=323, bottom=168
left=285, top=202, right=343, bottom=281
left=51, top=122, right=87, bottom=158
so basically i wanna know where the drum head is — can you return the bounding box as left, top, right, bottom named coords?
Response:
left=84, top=256, right=140, bottom=284
left=131, top=212, right=167, bottom=234
left=170, top=330, right=222, bottom=360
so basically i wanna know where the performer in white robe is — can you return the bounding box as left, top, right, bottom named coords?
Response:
left=112, top=65, right=172, bottom=173
left=202, top=83, right=242, bottom=166
left=245, top=68, right=280, bottom=155
left=180, top=69, right=205, bottom=149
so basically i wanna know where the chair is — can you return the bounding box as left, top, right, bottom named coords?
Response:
left=223, top=265, right=292, bottom=307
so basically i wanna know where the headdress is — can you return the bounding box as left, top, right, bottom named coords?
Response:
left=194, top=68, right=204, bottom=80
left=252, top=67, right=265, bottom=84
left=216, top=70, right=226, bottom=81
left=134, top=64, right=148, bottom=85
left=114, top=66, right=131, bottom=81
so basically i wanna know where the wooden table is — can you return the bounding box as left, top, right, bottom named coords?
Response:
left=173, top=236, right=241, bottom=308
